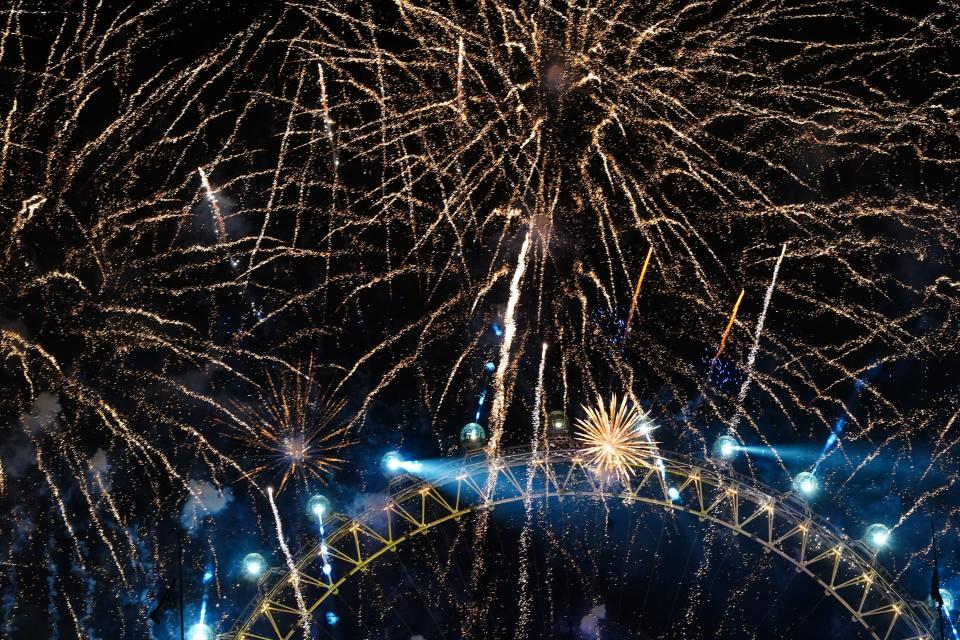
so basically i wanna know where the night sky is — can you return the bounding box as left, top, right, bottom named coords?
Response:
left=1, top=1, right=959, bottom=639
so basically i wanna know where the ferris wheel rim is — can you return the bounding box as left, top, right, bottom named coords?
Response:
left=225, top=445, right=936, bottom=640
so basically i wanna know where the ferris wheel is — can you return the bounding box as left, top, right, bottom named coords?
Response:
left=223, top=439, right=936, bottom=640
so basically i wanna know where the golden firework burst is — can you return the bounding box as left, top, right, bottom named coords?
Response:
left=575, top=395, right=657, bottom=481
left=224, top=357, right=352, bottom=494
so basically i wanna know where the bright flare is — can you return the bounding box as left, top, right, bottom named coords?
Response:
left=188, top=623, right=213, bottom=640
left=713, top=435, right=740, bottom=461
left=575, top=395, right=657, bottom=481
left=865, top=523, right=891, bottom=549
left=792, top=471, right=819, bottom=497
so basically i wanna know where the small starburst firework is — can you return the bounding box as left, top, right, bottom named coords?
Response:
left=225, top=358, right=351, bottom=494
left=575, top=395, right=657, bottom=481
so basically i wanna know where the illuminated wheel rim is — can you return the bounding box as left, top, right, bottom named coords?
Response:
left=226, top=447, right=935, bottom=640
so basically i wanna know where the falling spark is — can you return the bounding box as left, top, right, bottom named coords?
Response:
left=487, top=231, right=532, bottom=454
left=63, top=591, right=86, bottom=640
left=516, top=341, right=548, bottom=639
left=317, top=62, right=339, bottom=168
left=624, top=246, right=653, bottom=338
left=713, top=289, right=746, bottom=362
left=735, top=244, right=788, bottom=408
left=470, top=231, right=533, bottom=637
left=267, top=487, right=311, bottom=636
left=198, top=167, right=228, bottom=244
left=456, top=37, right=467, bottom=123
left=0, top=97, right=15, bottom=189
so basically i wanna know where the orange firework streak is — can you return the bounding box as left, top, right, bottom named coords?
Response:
left=624, top=246, right=653, bottom=337
left=713, top=288, right=745, bottom=361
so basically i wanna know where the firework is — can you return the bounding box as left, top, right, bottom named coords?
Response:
left=575, top=395, right=657, bottom=481
left=266, top=487, right=311, bottom=636
left=624, top=246, right=653, bottom=338
left=713, top=289, right=746, bottom=362
left=224, top=359, right=350, bottom=495
left=1, top=1, right=958, bottom=636
left=253, top=0, right=960, bottom=471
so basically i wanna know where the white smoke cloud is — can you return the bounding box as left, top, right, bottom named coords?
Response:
left=19, top=392, right=61, bottom=434
left=343, top=491, right=391, bottom=529
left=89, top=449, right=110, bottom=474
left=46, top=534, right=60, bottom=640
left=179, top=480, right=234, bottom=532
left=1, top=433, right=36, bottom=479
left=345, top=491, right=389, bottom=517
left=3, top=393, right=62, bottom=484
left=411, top=636, right=427, bottom=640
left=88, top=449, right=111, bottom=492
left=579, top=603, right=606, bottom=636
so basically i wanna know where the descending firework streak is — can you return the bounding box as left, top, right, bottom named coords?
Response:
left=624, top=246, right=653, bottom=338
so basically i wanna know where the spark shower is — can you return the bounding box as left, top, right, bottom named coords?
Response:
left=0, top=1, right=958, bottom=638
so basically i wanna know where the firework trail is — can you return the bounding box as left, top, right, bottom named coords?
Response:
left=730, top=244, right=788, bottom=433
left=516, top=342, right=548, bottom=639
left=713, top=289, right=746, bottom=363
left=624, top=247, right=653, bottom=338
left=470, top=236, right=534, bottom=639
left=316, top=62, right=339, bottom=169
left=198, top=167, right=229, bottom=246
left=738, top=245, right=787, bottom=404
left=487, top=231, right=532, bottom=454
left=267, top=487, right=311, bottom=636
left=63, top=593, right=85, bottom=640
left=533, top=343, right=549, bottom=452
left=46, top=534, right=60, bottom=640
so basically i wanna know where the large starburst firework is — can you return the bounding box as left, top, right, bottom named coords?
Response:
left=575, top=394, right=657, bottom=481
